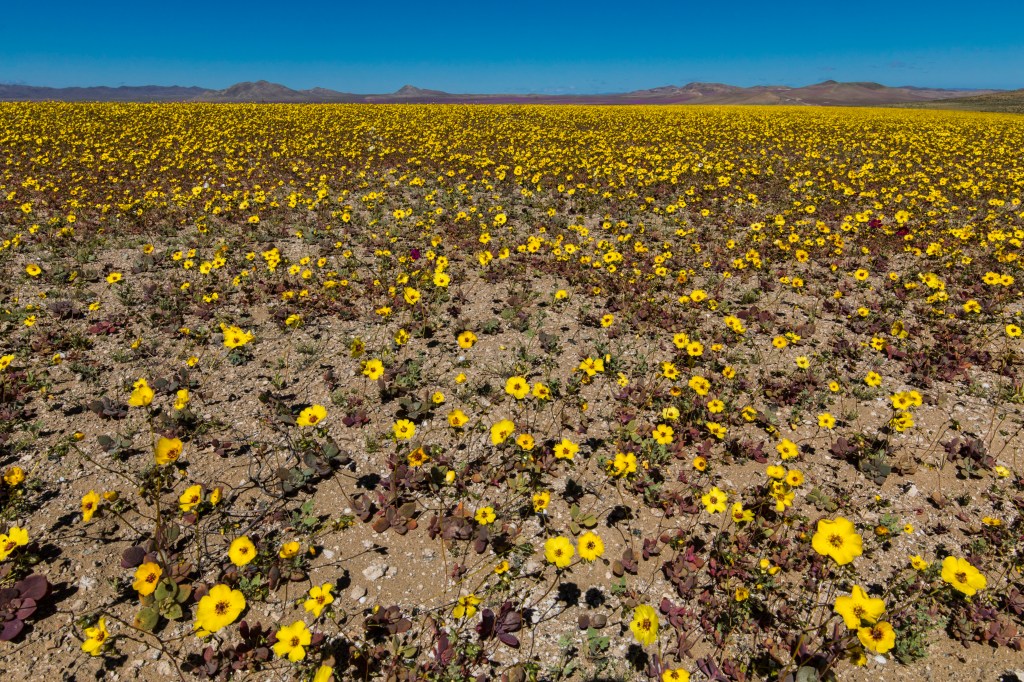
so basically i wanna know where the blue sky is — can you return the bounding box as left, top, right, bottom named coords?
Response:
left=3, top=1, right=1021, bottom=92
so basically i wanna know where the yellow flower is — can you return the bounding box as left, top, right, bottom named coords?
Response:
left=154, top=437, right=183, bottom=465
left=403, top=287, right=420, bottom=305
left=407, top=447, right=430, bottom=467
left=393, top=419, right=416, bottom=440
left=505, top=376, right=530, bottom=400
left=864, top=371, right=882, bottom=387
left=448, top=409, right=469, bottom=428
left=81, top=617, right=110, bottom=656
left=313, top=665, right=334, bottom=682
left=475, top=506, right=496, bottom=525
left=0, top=354, right=14, bottom=372
left=25, top=263, right=41, bottom=277
left=795, top=356, right=810, bottom=369
left=304, top=583, right=335, bottom=618
left=817, top=413, right=836, bottom=429
left=629, top=604, right=659, bottom=647
left=701, top=486, right=728, bottom=513
left=132, top=562, right=163, bottom=597
left=490, top=419, right=515, bottom=444
left=532, top=490, right=550, bottom=512
left=834, top=585, right=885, bottom=629
left=1007, top=324, right=1023, bottom=338
left=516, top=433, right=535, bottom=450
left=297, top=404, right=327, bottom=427
left=229, top=536, right=257, bottom=567
left=857, top=622, right=896, bottom=654
left=785, top=469, right=804, bottom=487
left=362, top=358, right=385, bottom=380
left=731, top=502, right=753, bottom=524
left=4, top=466, right=24, bottom=486
left=811, top=517, right=863, bottom=565
left=221, top=324, right=253, bottom=348
left=544, top=536, right=575, bottom=568
left=687, top=375, right=710, bottom=396
left=777, top=439, right=799, bottom=460
left=553, top=438, right=579, bottom=460
left=734, top=587, right=750, bottom=602
left=909, top=555, right=930, bottom=570
left=607, top=451, right=638, bottom=478
left=0, top=526, right=28, bottom=561
left=652, top=424, right=674, bottom=445
left=173, top=388, right=190, bottom=410
left=941, top=556, right=987, bottom=596
left=555, top=289, right=569, bottom=300
left=273, top=620, right=312, bottom=662
left=81, top=490, right=101, bottom=522
left=128, top=378, right=154, bottom=407
left=194, top=584, right=245, bottom=636
left=106, top=272, right=123, bottom=284
left=179, top=484, right=203, bottom=512
left=453, top=593, right=481, bottom=619
left=578, top=531, right=604, bottom=561
left=532, top=382, right=551, bottom=400
left=279, top=541, right=301, bottom=559
left=600, top=313, right=614, bottom=327
left=663, top=669, right=690, bottom=682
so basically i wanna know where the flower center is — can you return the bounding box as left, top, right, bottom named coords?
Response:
left=289, top=636, right=300, bottom=647
left=829, top=534, right=843, bottom=548
left=215, top=600, right=230, bottom=615
left=956, top=571, right=967, bottom=584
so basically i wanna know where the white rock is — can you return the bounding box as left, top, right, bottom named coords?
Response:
left=362, top=564, right=387, bottom=581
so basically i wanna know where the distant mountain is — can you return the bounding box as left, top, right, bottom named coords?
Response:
left=0, top=83, right=211, bottom=102
left=193, top=80, right=359, bottom=103
left=892, top=88, right=1024, bottom=113
left=619, top=80, right=999, bottom=106
left=0, top=80, right=1006, bottom=106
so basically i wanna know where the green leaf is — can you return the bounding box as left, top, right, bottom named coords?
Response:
left=175, top=583, right=192, bottom=604
left=153, top=579, right=176, bottom=602
left=134, top=606, right=159, bottom=631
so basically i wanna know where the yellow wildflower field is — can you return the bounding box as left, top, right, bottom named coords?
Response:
left=0, top=103, right=1022, bottom=680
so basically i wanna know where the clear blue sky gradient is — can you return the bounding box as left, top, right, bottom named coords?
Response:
left=3, top=0, right=1022, bottom=92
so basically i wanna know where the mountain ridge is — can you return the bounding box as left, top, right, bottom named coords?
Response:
left=0, top=80, right=1005, bottom=106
